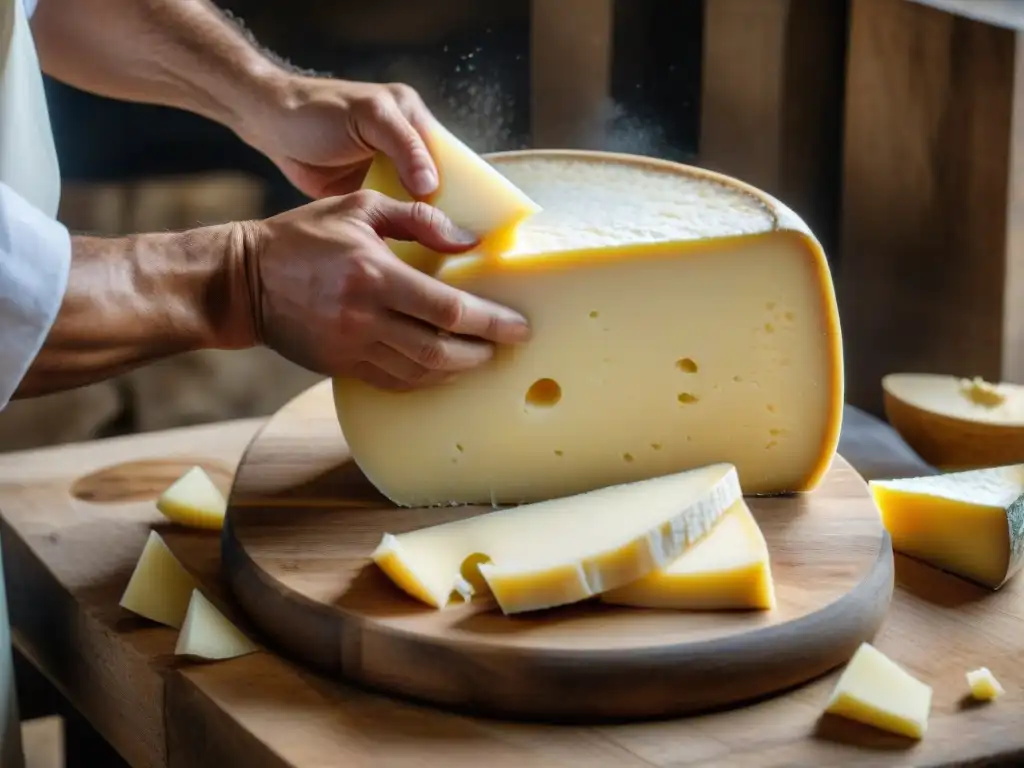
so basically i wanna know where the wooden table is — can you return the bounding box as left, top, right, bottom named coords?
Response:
left=1, top=414, right=1022, bottom=767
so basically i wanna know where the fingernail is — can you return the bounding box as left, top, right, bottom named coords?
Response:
left=503, top=312, right=531, bottom=341
left=411, top=168, right=438, bottom=196
left=451, top=225, right=480, bottom=245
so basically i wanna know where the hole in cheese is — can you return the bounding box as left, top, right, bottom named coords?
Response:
left=676, top=358, right=698, bottom=373
left=525, top=378, right=562, bottom=408
left=589, top=310, right=599, bottom=319
left=622, top=452, right=634, bottom=462
left=677, top=392, right=699, bottom=405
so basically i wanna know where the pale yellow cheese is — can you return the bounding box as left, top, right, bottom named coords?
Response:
left=600, top=498, right=775, bottom=610
left=362, top=119, right=541, bottom=273
left=373, top=462, right=741, bottom=614
left=174, top=589, right=259, bottom=661
left=156, top=465, right=227, bottom=531
left=824, top=642, right=932, bottom=739
left=883, top=373, right=1024, bottom=470
left=337, top=152, right=844, bottom=507
left=966, top=667, right=1005, bottom=701
left=869, top=465, right=1024, bottom=589
left=119, top=530, right=199, bottom=628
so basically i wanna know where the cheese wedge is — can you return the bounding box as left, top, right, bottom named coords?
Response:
left=373, top=462, right=741, bottom=614
left=883, top=373, right=1024, bottom=470
left=966, top=667, right=1005, bottom=701
left=869, top=464, right=1024, bottom=589
left=119, top=530, right=199, bottom=628
left=156, top=465, right=227, bottom=531
left=824, top=642, right=932, bottom=739
left=175, top=590, right=259, bottom=661
left=600, top=498, right=775, bottom=610
left=337, top=152, right=844, bottom=507
left=362, top=119, right=541, bottom=274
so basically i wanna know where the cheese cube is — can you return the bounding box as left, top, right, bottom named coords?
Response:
left=966, top=667, right=1005, bottom=701
left=361, top=119, right=541, bottom=273
left=119, top=530, right=199, bottom=628
left=869, top=464, right=1024, bottom=589
left=373, top=462, right=741, bottom=614
left=600, top=498, right=775, bottom=610
left=337, top=153, right=844, bottom=507
left=156, top=465, right=227, bottom=531
left=824, top=642, right=932, bottom=739
left=175, top=589, right=258, bottom=661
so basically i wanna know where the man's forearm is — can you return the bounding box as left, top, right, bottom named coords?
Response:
left=31, top=0, right=288, bottom=139
left=15, top=225, right=254, bottom=398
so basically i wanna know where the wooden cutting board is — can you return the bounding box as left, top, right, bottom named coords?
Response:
left=223, top=380, right=893, bottom=721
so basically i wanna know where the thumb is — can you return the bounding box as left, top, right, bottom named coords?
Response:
left=357, top=194, right=480, bottom=254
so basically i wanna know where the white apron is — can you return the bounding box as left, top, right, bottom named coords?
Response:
left=0, top=0, right=61, bottom=763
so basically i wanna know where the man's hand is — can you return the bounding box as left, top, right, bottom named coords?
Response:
left=233, top=190, right=530, bottom=390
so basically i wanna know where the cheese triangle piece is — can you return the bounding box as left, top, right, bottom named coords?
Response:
left=373, top=463, right=741, bottom=614
left=175, top=589, right=258, bottom=661
left=600, top=498, right=775, bottom=610
left=156, top=465, right=227, bottom=531
left=119, top=530, right=199, bottom=628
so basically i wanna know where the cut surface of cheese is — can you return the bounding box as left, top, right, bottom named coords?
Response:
left=883, top=373, right=1024, bottom=470
left=966, top=667, right=1005, bottom=701
left=824, top=642, right=932, bottom=739
left=174, top=589, right=258, bottom=661
left=361, top=119, right=541, bottom=274
left=373, top=462, right=741, bottom=614
left=869, top=465, right=1024, bottom=589
left=119, top=530, right=199, bottom=628
left=600, top=498, right=775, bottom=610
left=156, top=465, right=227, bottom=531
left=337, top=151, right=843, bottom=507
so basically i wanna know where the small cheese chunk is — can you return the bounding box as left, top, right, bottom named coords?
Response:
left=337, top=154, right=843, bottom=507
left=824, top=642, right=932, bottom=739
left=119, top=530, right=199, bottom=628
left=869, top=465, right=1024, bottom=589
left=156, top=465, right=227, bottom=531
left=966, top=667, right=1005, bottom=701
left=373, top=463, right=741, bottom=614
left=600, top=498, right=775, bottom=610
left=175, top=590, right=258, bottom=661
left=361, top=119, right=541, bottom=273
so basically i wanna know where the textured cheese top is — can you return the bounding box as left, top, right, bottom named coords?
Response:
left=872, top=464, right=1024, bottom=508
left=491, top=155, right=778, bottom=256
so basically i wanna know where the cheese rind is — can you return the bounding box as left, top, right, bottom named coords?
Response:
left=337, top=153, right=843, bottom=507
left=174, top=589, right=258, bottom=661
left=361, top=120, right=541, bottom=274
left=869, top=464, right=1024, bottom=589
left=600, top=498, right=775, bottom=610
left=824, top=642, right=932, bottom=739
left=119, top=530, right=199, bottom=628
left=966, top=667, right=1005, bottom=701
left=156, top=465, right=227, bottom=531
left=373, top=463, right=742, bottom=614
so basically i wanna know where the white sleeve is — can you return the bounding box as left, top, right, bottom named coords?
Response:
left=0, top=182, right=72, bottom=409
left=23, top=0, right=37, bottom=18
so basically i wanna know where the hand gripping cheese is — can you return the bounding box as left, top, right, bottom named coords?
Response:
left=119, top=530, right=199, bottom=628
left=600, top=498, right=775, bottom=610
left=361, top=119, right=541, bottom=274
left=337, top=151, right=844, bottom=506
left=175, top=589, right=258, bottom=661
left=869, top=464, right=1024, bottom=589
left=824, top=642, right=932, bottom=739
left=156, top=465, right=227, bottom=531
left=373, top=463, right=741, bottom=614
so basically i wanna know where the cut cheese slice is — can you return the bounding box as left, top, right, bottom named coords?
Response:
left=119, top=530, right=199, bottom=628
left=373, top=463, right=741, bottom=614
left=869, top=464, right=1024, bottom=589
left=175, top=589, right=258, bottom=661
left=966, top=667, right=1004, bottom=701
left=156, top=465, right=227, bottom=531
left=600, top=498, right=775, bottom=610
left=362, top=119, right=541, bottom=274
left=882, top=373, right=1024, bottom=470
left=337, top=152, right=843, bottom=507
left=824, top=642, right=932, bottom=739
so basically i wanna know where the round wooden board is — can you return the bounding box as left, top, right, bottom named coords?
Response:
left=223, top=380, right=894, bottom=722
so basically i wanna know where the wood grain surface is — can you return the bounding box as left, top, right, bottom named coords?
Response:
left=0, top=411, right=1023, bottom=765
left=222, top=381, right=893, bottom=721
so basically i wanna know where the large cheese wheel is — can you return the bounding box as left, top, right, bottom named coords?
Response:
left=337, top=150, right=844, bottom=507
